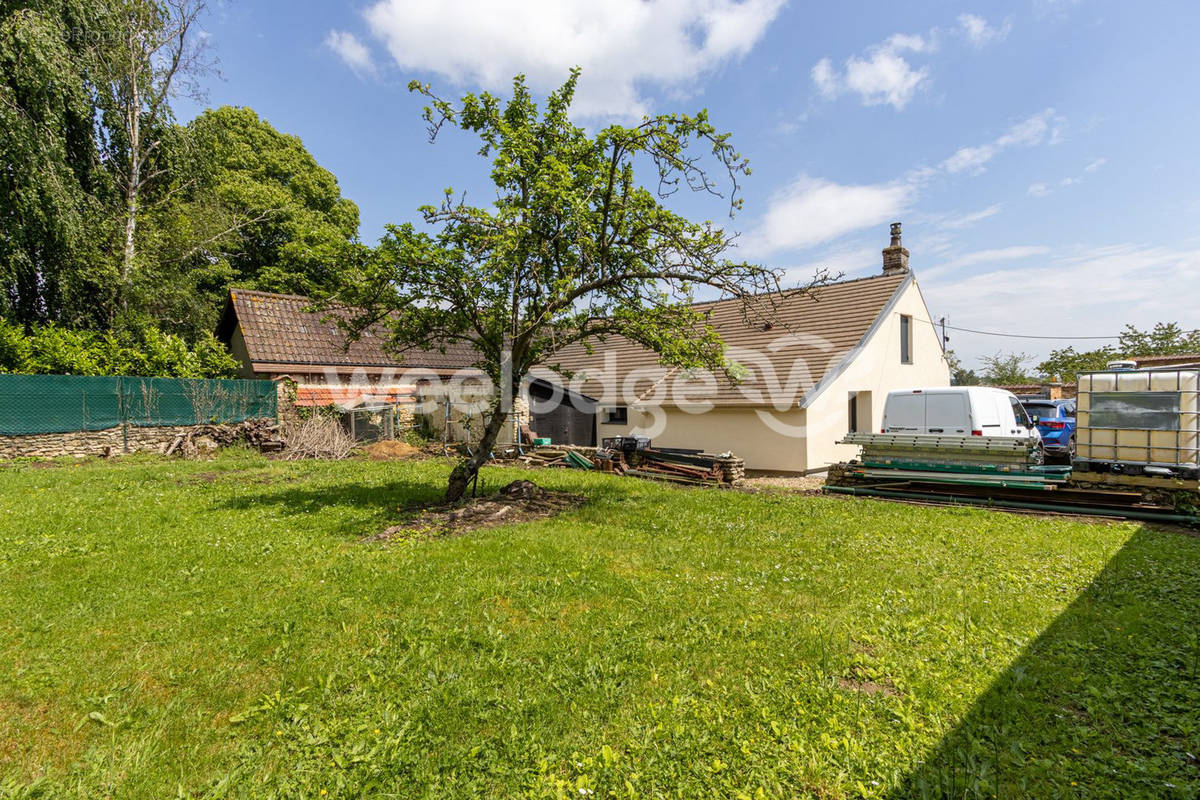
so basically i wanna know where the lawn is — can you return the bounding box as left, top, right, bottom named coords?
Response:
left=0, top=452, right=1197, bottom=799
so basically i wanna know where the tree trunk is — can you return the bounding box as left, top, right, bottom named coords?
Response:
left=120, top=185, right=138, bottom=310
left=119, top=65, right=141, bottom=315
left=444, top=401, right=508, bottom=503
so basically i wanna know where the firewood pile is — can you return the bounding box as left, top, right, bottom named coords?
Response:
left=165, top=418, right=286, bottom=457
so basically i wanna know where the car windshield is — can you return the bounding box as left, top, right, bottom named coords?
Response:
left=1025, top=404, right=1059, bottom=419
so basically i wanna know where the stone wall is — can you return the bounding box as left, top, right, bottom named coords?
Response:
left=0, top=422, right=263, bottom=460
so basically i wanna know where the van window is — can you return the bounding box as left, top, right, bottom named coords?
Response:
left=900, top=315, right=913, bottom=364
left=886, top=394, right=924, bottom=430
left=926, top=393, right=970, bottom=432
left=1009, top=397, right=1032, bottom=427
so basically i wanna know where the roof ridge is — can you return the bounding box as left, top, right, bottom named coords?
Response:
left=229, top=288, right=317, bottom=303
left=684, top=271, right=907, bottom=312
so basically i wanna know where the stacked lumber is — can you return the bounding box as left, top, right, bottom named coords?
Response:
left=520, top=444, right=743, bottom=488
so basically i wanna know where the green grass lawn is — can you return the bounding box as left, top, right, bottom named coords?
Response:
left=0, top=452, right=1197, bottom=799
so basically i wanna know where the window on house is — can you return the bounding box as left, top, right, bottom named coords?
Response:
left=604, top=406, right=628, bottom=425
left=900, top=314, right=913, bottom=364
left=847, top=392, right=859, bottom=433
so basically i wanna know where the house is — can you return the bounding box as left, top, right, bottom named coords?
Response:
left=216, top=289, right=598, bottom=446
left=216, top=289, right=525, bottom=443
left=541, top=224, right=950, bottom=473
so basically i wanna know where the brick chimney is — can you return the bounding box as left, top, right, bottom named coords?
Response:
left=882, top=222, right=909, bottom=275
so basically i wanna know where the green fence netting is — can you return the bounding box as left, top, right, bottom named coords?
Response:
left=0, top=375, right=277, bottom=435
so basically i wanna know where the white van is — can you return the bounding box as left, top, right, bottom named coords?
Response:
left=882, top=387, right=1041, bottom=441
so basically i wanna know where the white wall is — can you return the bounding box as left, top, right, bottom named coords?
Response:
left=803, top=278, right=950, bottom=472
left=610, top=406, right=810, bottom=472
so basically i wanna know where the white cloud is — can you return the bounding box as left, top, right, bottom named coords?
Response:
left=810, top=32, right=932, bottom=110
left=811, top=58, right=838, bottom=99
left=748, top=106, right=1066, bottom=258
left=1029, top=158, right=1106, bottom=197
left=356, top=0, right=785, bottom=117
left=325, top=30, right=376, bottom=76
left=938, top=204, right=1003, bottom=230
left=957, top=14, right=1012, bottom=48
left=925, top=244, right=1200, bottom=363
left=923, top=245, right=1051, bottom=280
left=743, top=176, right=912, bottom=255
left=941, top=109, right=1059, bottom=174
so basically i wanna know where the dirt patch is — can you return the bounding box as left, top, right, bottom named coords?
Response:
left=739, top=474, right=827, bottom=493
left=361, top=440, right=423, bottom=461
left=367, top=480, right=586, bottom=540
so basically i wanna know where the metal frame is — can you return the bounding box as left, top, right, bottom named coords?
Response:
left=1075, top=368, right=1199, bottom=468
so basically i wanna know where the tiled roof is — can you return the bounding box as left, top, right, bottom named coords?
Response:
left=220, top=290, right=479, bottom=371
left=541, top=272, right=909, bottom=408
left=1134, top=353, right=1200, bottom=368
left=294, top=385, right=418, bottom=408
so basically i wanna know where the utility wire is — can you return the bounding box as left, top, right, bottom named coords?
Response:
left=922, top=317, right=1120, bottom=341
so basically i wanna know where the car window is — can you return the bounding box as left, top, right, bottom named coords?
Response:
left=1025, top=403, right=1058, bottom=419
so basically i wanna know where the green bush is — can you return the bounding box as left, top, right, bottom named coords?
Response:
left=0, top=320, right=239, bottom=378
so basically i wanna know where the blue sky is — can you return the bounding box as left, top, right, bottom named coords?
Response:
left=183, top=0, right=1200, bottom=369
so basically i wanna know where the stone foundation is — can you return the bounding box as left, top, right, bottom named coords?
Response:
left=0, top=421, right=269, bottom=460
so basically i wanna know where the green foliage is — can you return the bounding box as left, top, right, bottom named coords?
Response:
left=946, top=349, right=981, bottom=386
left=0, top=319, right=238, bottom=377
left=979, top=351, right=1037, bottom=385
left=1038, top=322, right=1200, bottom=382
left=0, top=454, right=1196, bottom=797
left=0, top=1, right=116, bottom=328
left=185, top=106, right=362, bottom=295
left=0, top=4, right=359, bottom=340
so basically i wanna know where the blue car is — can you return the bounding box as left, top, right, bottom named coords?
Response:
left=1022, top=399, right=1077, bottom=462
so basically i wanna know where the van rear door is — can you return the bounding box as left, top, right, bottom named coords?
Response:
left=884, top=393, right=925, bottom=432
left=925, top=392, right=970, bottom=434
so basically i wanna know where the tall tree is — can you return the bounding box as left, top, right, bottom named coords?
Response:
left=335, top=72, right=829, bottom=502
left=0, top=1, right=113, bottom=327
left=90, top=0, right=209, bottom=317
left=185, top=106, right=361, bottom=297
left=980, top=351, right=1037, bottom=385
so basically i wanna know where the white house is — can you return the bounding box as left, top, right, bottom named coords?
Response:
left=540, top=224, right=950, bottom=473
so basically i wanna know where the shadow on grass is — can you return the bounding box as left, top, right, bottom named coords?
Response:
left=891, top=527, right=1200, bottom=799
left=215, top=468, right=636, bottom=536
left=217, top=478, right=448, bottom=533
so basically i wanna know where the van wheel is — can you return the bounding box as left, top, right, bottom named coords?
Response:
left=1031, top=442, right=1045, bottom=466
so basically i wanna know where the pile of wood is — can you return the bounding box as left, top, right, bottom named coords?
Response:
left=519, top=444, right=744, bottom=488
left=164, top=418, right=286, bottom=457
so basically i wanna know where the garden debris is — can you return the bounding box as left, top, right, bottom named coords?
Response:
left=279, top=415, right=354, bottom=460
left=170, top=419, right=285, bottom=458
left=368, top=479, right=585, bottom=540
left=361, top=440, right=422, bottom=460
